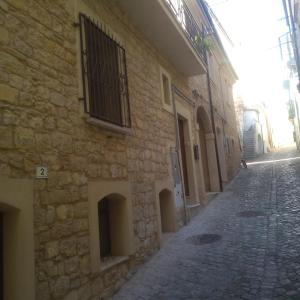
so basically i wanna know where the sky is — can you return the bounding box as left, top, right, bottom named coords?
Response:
left=206, top=0, right=295, bottom=147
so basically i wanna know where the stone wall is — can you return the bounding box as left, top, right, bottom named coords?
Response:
left=0, top=0, right=241, bottom=299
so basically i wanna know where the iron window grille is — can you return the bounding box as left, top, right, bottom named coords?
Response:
left=79, top=14, right=131, bottom=128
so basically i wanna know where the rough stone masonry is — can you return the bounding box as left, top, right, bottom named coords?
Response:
left=0, top=0, right=241, bottom=299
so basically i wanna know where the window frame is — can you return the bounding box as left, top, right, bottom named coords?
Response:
left=159, top=66, right=173, bottom=114
left=88, top=180, right=134, bottom=272
left=79, top=13, right=131, bottom=129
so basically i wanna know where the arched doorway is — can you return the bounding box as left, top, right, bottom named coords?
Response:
left=216, top=127, right=227, bottom=182
left=159, top=189, right=175, bottom=233
left=98, top=193, right=129, bottom=259
left=0, top=177, right=35, bottom=300
left=0, top=203, right=32, bottom=300
left=197, top=107, right=213, bottom=192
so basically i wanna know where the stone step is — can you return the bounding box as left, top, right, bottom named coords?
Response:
left=186, top=203, right=201, bottom=219
left=206, top=192, right=220, bottom=202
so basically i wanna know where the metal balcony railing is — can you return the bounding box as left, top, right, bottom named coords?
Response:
left=164, top=0, right=207, bottom=65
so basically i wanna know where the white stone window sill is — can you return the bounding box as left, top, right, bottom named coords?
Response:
left=85, top=115, right=132, bottom=136
left=162, top=104, right=174, bottom=115
left=100, top=256, right=129, bottom=272
left=186, top=203, right=201, bottom=209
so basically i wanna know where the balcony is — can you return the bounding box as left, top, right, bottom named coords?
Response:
left=117, top=0, right=207, bottom=76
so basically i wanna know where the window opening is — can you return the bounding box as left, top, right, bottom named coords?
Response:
left=162, top=73, right=171, bottom=105
left=98, top=198, right=111, bottom=258
left=79, top=14, right=131, bottom=127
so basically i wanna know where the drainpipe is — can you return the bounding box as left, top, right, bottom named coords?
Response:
left=283, top=0, right=300, bottom=86
left=282, top=0, right=300, bottom=148
left=171, top=86, right=189, bottom=225
left=205, top=54, right=223, bottom=192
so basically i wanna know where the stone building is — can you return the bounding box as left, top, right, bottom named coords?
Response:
left=282, top=0, right=300, bottom=149
left=242, top=107, right=271, bottom=159
left=0, top=0, right=241, bottom=299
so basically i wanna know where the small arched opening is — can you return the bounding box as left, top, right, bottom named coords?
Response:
left=159, top=189, right=175, bottom=233
left=0, top=202, right=26, bottom=300
left=98, top=193, right=129, bottom=259
left=0, top=178, right=35, bottom=300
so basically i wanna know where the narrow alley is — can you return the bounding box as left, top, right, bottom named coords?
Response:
left=113, top=148, right=300, bottom=300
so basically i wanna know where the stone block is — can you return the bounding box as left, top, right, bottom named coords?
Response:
left=0, top=163, right=11, bottom=176
left=70, top=156, right=87, bottom=172
left=91, top=277, right=104, bottom=295
left=13, top=36, right=33, bottom=57
left=14, top=127, right=34, bottom=149
left=52, top=132, right=73, bottom=154
left=74, top=202, right=88, bottom=218
left=76, top=284, right=91, bottom=300
left=63, top=290, right=78, bottom=300
left=44, top=260, right=58, bottom=277
left=41, top=190, right=70, bottom=205
left=46, top=206, right=56, bottom=224
left=72, top=172, right=87, bottom=186
left=72, top=219, right=88, bottom=233
left=64, top=256, right=79, bottom=275
left=77, top=236, right=89, bottom=255
left=6, top=0, right=27, bottom=10
left=0, top=84, right=18, bottom=103
left=0, top=27, right=9, bottom=45
left=44, top=116, right=56, bottom=130
left=51, top=221, right=73, bottom=239
left=56, top=204, right=74, bottom=220
left=2, top=110, right=18, bottom=125
left=37, top=281, right=50, bottom=300
left=60, top=237, right=77, bottom=257
left=52, top=276, right=70, bottom=298
left=45, top=241, right=59, bottom=259
left=80, top=255, right=90, bottom=275
left=0, top=126, right=14, bottom=149
left=36, top=133, right=52, bottom=152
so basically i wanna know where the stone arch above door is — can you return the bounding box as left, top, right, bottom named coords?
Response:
left=196, top=106, right=212, bottom=134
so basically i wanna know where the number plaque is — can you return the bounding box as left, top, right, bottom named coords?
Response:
left=36, top=166, right=48, bottom=179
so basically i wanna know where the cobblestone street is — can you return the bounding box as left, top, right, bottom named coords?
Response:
left=113, top=148, right=300, bottom=300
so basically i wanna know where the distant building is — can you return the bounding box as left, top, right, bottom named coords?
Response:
left=282, top=0, right=300, bottom=149
left=242, top=107, right=272, bottom=159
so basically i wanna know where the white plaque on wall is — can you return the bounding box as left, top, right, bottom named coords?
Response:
left=36, top=166, right=48, bottom=179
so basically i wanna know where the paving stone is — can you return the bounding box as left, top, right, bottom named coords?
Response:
left=112, top=149, right=300, bottom=299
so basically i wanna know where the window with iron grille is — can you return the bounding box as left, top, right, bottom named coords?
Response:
left=79, top=14, right=131, bottom=128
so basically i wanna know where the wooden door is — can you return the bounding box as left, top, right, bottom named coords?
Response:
left=178, top=119, right=190, bottom=196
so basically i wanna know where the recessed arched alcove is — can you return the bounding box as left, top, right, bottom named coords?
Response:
left=158, top=189, right=175, bottom=233
left=98, top=193, right=129, bottom=259
left=0, top=177, right=35, bottom=300
left=88, top=180, right=134, bottom=272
